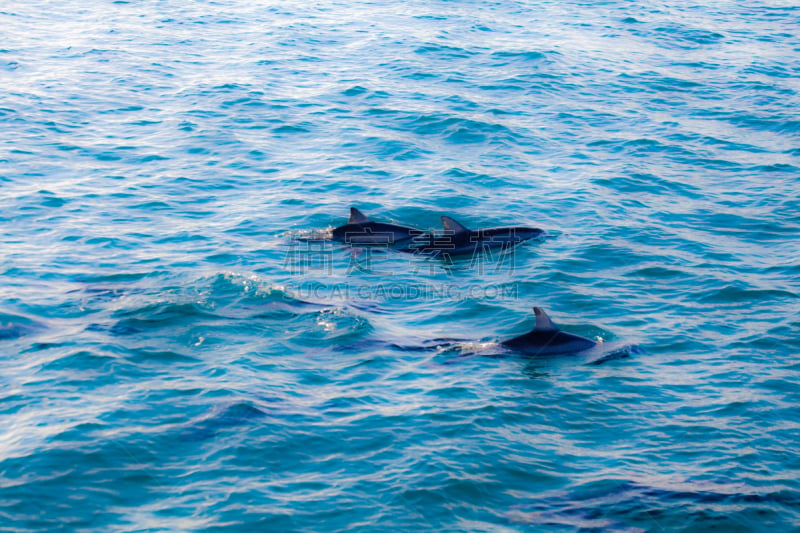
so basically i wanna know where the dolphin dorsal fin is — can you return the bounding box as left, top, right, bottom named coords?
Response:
left=533, top=307, right=557, bottom=331
left=441, top=216, right=470, bottom=234
left=349, top=207, right=370, bottom=224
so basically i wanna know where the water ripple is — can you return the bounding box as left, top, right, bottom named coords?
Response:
left=1, top=0, right=799, bottom=530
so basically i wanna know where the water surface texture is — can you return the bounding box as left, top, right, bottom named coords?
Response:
left=2, top=1, right=800, bottom=531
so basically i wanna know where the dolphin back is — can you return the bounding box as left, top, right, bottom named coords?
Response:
left=501, top=307, right=596, bottom=356
left=332, top=207, right=425, bottom=245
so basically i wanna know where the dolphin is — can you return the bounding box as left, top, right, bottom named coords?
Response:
left=408, top=216, right=544, bottom=256
left=501, top=307, right=597, bottom=356
left=331, top=207, right=426, bottom=246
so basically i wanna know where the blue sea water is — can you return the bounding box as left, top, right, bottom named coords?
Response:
left=2, top=0, right=800, bottom=530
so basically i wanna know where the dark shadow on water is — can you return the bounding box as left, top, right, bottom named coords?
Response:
left=0, top=310, right=46, bottom=341
left=178, top=401, right=268, bottom=442
left=506, top=479, right=800, bottom=531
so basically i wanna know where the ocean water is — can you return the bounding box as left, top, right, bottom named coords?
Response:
left=2, top=0, right=800, bottom=530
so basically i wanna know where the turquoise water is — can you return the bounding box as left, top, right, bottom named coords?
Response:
left=2, top=0, right=800, bottom=530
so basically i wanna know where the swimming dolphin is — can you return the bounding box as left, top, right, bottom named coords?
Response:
left=501, top=307, right=597, bottom=356
left=331, top=207, right=425, bottom=246
left=409, top=216, right=544, bottom=256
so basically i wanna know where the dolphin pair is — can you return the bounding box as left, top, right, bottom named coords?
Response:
left=332, top=207, right=544, bottom=255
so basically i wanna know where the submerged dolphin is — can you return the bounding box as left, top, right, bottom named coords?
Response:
left=501, top=307, right=597, bottom=356
left=409, top=216, right=544, bottom=256
left=331, top=207, right=425, bottom=246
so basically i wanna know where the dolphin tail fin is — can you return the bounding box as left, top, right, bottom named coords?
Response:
left=349, top=207, right=371, bottom=224
left=441, top=216, right=470, bottom=234
left=533, top=307, right=557, bottom=331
